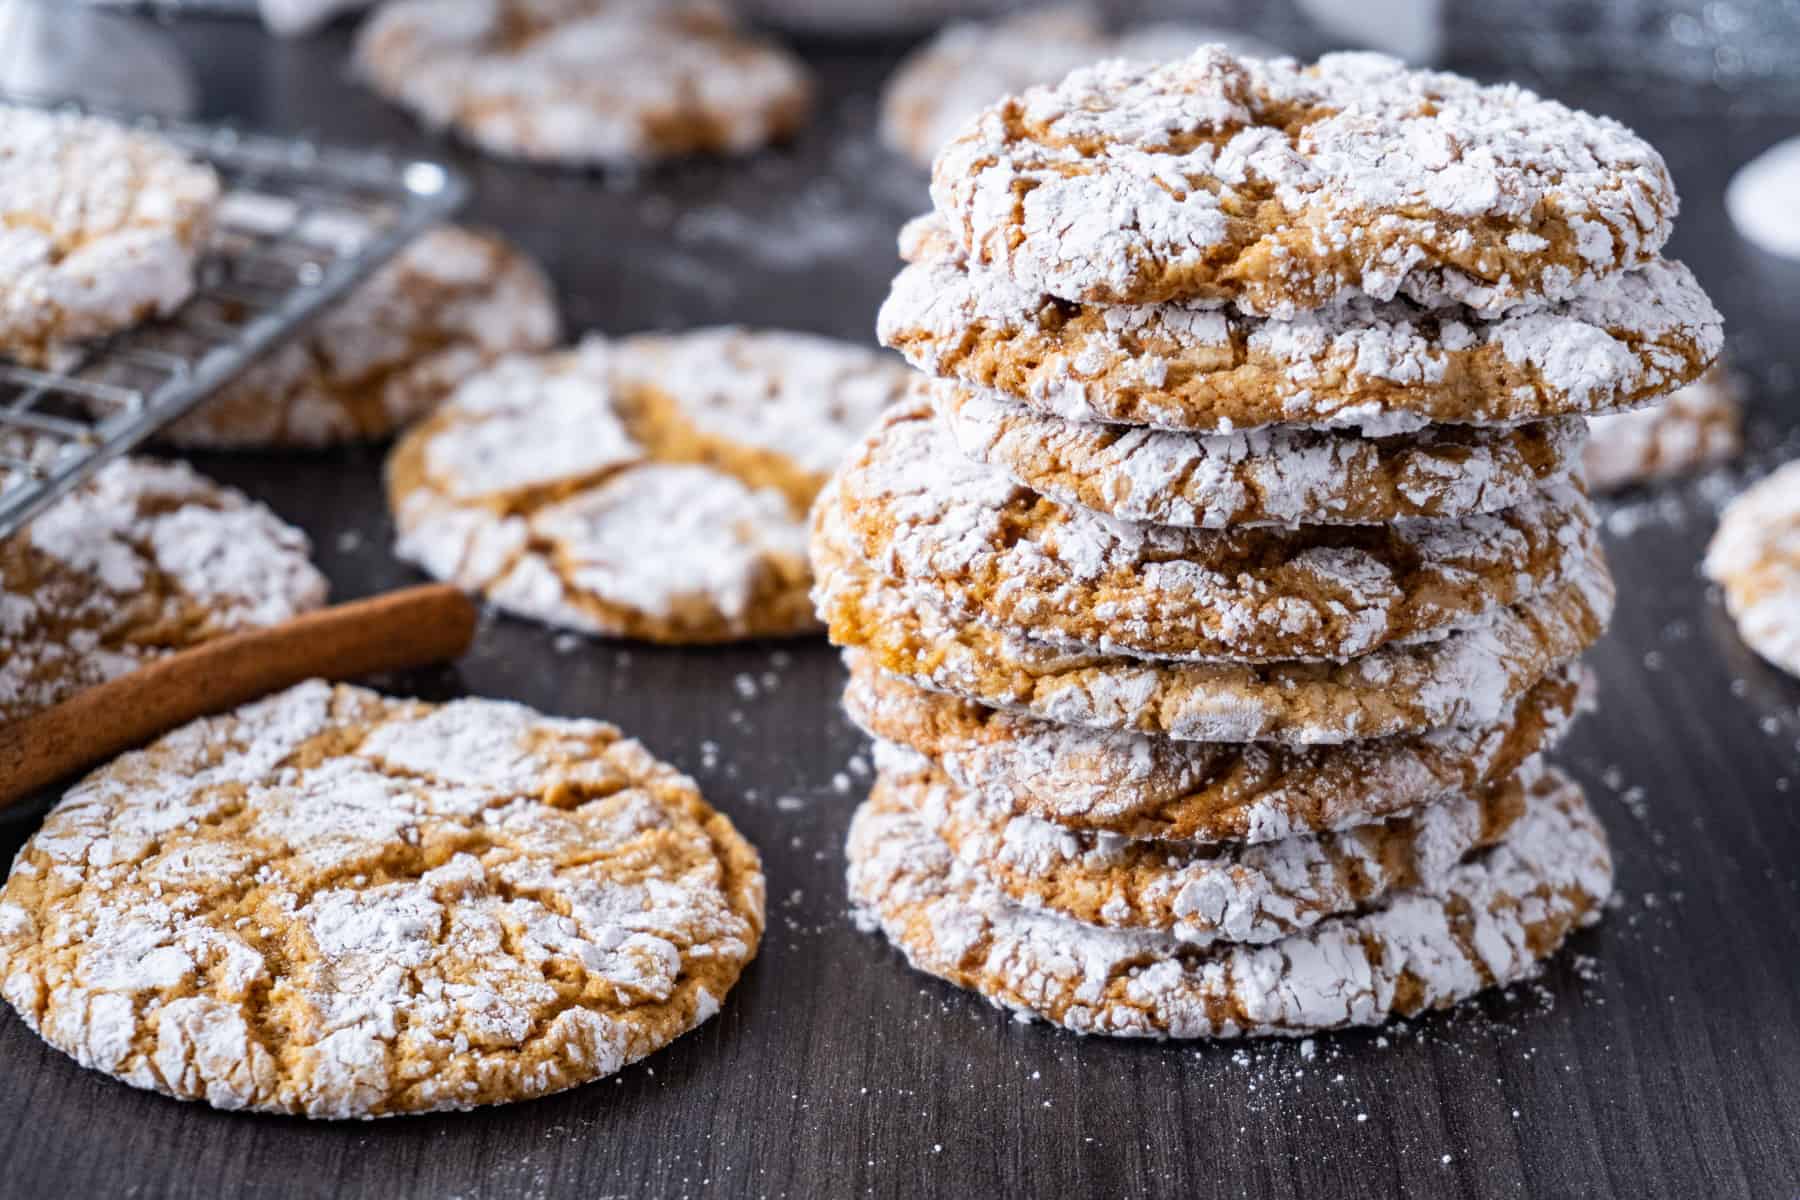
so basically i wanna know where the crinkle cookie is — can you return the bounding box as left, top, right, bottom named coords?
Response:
left=164, top=227, right=559, bottom=448
left=812, top=494, right=1614, bottom=744
left=388, top=331, right=908, bottom=644
left=0, top=458, right=327, bottom=725
left=1703, top=459, right=1800, bottom=679
left=847, top=763, right=1611, bottom=1038
left=0, top=680, right=765, bottom=1118
left=354, top=0, right=812, bottom=166
left=931, top=49, right=1676, bottom=314
left=0, top=105, right=219, bottom=364
left=934, top=382, right=1587, bottom=528
left=881, top=219, right=1722, bottom=433
left=875, top=743, right=1536, bottom=946
left=1584, top=366, right=1742, bottom=494
left=831, top=402, right=1598, bottom=664
left=843, top=651, right=1587, bottom=843
left=880, top=8, right=1280, bottom=169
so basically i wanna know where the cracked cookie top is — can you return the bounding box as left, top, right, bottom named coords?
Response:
left=930, top=49, right=1676, bottom=314
left=0, top=105, right=219, bottom=364
left=882, top=216, right=1720, bottom=432
left=0, top=680, right=765, bottom=1118
left=354, top=0, right=812, bottom=166
left=829, top=401, right=1598, bottom=664
left=932, top=381, right=1587, bottom=529
left=0, top=458, right=327, bottom=725
left=166, top=226, right=560, bottom=449
left=388, top=331, right=908, bottom=643
left=847, top=762, right=1611, bottom=1037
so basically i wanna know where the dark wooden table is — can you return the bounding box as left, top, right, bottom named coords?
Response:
left=2, top=19, right=1798, bottom=1200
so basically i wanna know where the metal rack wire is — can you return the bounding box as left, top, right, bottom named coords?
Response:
left=0, top=100, right=466, bottom=538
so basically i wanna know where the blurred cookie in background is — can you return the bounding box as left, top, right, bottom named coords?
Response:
left=1584, top=366, right=1742, bottom=494
left=1705, top=459, right=1800, bottom=680
left=354, top=0, right=813, bottom=167
left=881, top=6, right=1280, bottom=168
left=163, top=226, right=560, bottom=449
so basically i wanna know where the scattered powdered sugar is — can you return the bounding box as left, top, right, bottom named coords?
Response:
left=879, top=223, right=1722, bottom=431
left=0, top=105, right=219, bottom=363
left=354, top=0, right=812, bottom=166
left=0, top=680, right=764, bottom=1118
left=834, top=400, right=1598, bottom=664
left=0, top=457, right=326, bottom=724
left=845, top=764, right=1612, bottom=1037
left=1702, top=458, right=1800, bottom=679
left=931, top=48, right=1674, bottom=314
left=936, top=382, right=1587, bottom=529
left=874, top=742, right=1535, bottom=947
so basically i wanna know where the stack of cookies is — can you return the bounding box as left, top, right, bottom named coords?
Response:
left=811, top=48, right=1723, bottom=1037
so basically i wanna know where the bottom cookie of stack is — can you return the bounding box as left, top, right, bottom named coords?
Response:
left=847, top=758, right=1611, bottom=1039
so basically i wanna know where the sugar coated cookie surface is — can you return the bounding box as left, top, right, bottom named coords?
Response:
left=389, top=331, right=907, bottom=643
left=830, top=402, right=1598, bottom=664
left=847, top=764, right=1611, bottom=1038
left=0, top=681, right=765, bottom=1117
left=1583, top=366, right=1741, bottom=494
left=0, top=105, right=219, bottom=363
left=844, top=651, right=1586, bottom=843
left=812, top=494, right=1613, bottom=744
left=1704, top=459, right=1800, bottom=679
left=931, top=49, right=1675, bottom=314
left=881, top=9, right=1282, bottom=170
left=874, top=744, right=1535, bottom=946
left=354, top=0, right=812, bottom=166
left=934, top=382, right=1586, bottom=528
left=167, top=226, right=559, bottom=448
left=0, top=458, right=326, bottom=725
left=881, top=219, right=1721, bottom=432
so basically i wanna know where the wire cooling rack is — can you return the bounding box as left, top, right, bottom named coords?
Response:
left=0, top=101, right=465, bottom=537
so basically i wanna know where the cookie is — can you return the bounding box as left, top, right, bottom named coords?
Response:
left=164, top=227, right=559, bottom=449
left=0, top=105, right=219, bottom=364
left=880, top=8, right=1283, bottom=170
left=931, top=49, right=1675, bottom=314
left=1583, top=366, right=1742, bottom=494
left=875, top=744, right=1534, bottom=946
left=934, top=382, right=1587, bottom=528
left=1703, top=459, right=1800, bottom=679
left=843, top=651, right=1587, bottom=843
left=848, top=763, right=1611, bottom=1037
left=812, top=494, right=1614, bottom=744
left=0, top=680, right=764, bottom=1117
left=0, top=458, right=327, bottom=725
left=354, top=0, right=812, bottom=167
left=388, top=331, right=908, bottom=644
left=830, top=402, right=1598, bottom=664
left=881, top=221, right=1722, bottom=433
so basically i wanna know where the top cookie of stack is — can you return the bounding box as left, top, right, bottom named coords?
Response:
left=816, top=47, right=1723, bottom=1038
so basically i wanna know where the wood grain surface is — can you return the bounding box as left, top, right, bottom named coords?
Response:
left=0, top=21, right=1796, bottom=1200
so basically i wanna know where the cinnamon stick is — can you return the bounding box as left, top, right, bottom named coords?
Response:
left=0, top=583, right=478, bottom=810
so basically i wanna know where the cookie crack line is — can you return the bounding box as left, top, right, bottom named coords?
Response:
left=931, top=48, right=1675, bottom=315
